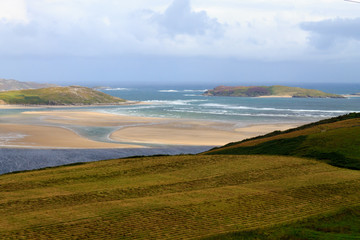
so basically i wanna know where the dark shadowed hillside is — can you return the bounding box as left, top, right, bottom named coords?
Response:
left=205, top=113, right=360, bottom=169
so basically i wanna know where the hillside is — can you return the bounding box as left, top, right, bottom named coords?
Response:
left=204, top=85, right=344, bottom=98
left=0, top=86, right=126, bottom=105
left=206, top=206, right=360, bottom=239
left=206, top=113, right=360, bottom=169
left=1, top=114, right=360, bottom=238
left=0, top=78, right=57, bottom=91
left=1, top=154, right=360, bottom=239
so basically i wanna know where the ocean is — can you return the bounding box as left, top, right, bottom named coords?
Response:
left=1, top=83, right=359, bottom=174
left=98, top=84, right=360, bottom=126
left=1, top=84, right=360, bottom=136
left=1, top=83, right=360, bottom=142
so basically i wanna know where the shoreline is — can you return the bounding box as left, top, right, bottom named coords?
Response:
left=0, top=101, right=142, bottom=109
left=0, top=110, right=303, bottom=149
left=0, top=146, right=213, bottom=175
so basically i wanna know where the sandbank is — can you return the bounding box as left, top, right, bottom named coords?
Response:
left=111, top=121, right=299, bottom=146
left=257, top=95, right=293, bottom=98
left=342, top=94, right=360, bottom=98
left=0, top=123, right=139, bottom=149
left=1, top=110, right=301, bottom=148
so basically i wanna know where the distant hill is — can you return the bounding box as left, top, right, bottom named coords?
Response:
left=0, top=86, right=126, bottom=105
left=205, top=112, right=360, bottom=169
left=204, top=85, right=344, bottom=98
left=0, top=78, right=58, bottom=91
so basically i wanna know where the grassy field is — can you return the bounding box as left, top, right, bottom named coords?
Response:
left=1, top=154, right=360, bottom=239
left=205, top=205, right=360, bottom=239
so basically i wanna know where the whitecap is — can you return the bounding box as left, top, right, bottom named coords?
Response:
left=104, top=88, right=132, bottom=91
left=158, top=90, right=179, bottom=93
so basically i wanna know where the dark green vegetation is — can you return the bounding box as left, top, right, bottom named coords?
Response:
left=0, top=86, right=126, bottom=105
left=206, top=113, right=360, bottom=170
left=204, top=206, right=360, bottom=240
left=204, top=85, right=344, bottom=98
left=0, top=78, right=57, bottom=91
left=1, top=154, right=360, bottom=239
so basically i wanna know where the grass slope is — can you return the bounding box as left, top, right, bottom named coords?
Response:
left=206, top=113, right=360, bottom=170
left=204, top=85, right=343, bottom=98
left=204, top=206, right=360, bottom=240
left=0, top=86, right=126, bottom=105
left=1, top=155, right=360, bottom=239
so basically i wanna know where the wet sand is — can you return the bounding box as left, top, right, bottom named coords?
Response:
left=0, top=123, right=139, bottom=149
left=0, top=111, right=302, bottom=148
left=111, top=121, right=297, bottom=146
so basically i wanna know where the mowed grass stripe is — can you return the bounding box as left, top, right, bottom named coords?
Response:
left=0, top=161, right=333, bottom=213
left=1, top=155, right=360, bottom=239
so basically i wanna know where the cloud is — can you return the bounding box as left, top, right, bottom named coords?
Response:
left=152, top=0, right=224, bottom=37
left=0, top=0, right=28, bottom=23
left=301, top=18, right=360, bottom=49
left=0, top=0, right=359, bottom=61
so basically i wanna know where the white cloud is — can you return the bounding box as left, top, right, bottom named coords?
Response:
left=152, top=0, right=224, bottom=37
left=0, top=0, right=359, bottom=60
left=0, top=0, right=28, bottom=23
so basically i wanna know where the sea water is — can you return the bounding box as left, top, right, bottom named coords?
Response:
left=1, top=83, right=359, bottom=174
left=1, top=84, right=360, bottom=137
left=98, top=84, right=360, bottom=126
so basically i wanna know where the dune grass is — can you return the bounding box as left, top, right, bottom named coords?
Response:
left=1, top=154, right=360, bottom=239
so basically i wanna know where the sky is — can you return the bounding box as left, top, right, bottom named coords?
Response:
left=0, top=0, right=359, bottom=87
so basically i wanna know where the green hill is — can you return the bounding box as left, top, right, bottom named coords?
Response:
left=1, top=114, right=360, bottom=239
left=204, top=85, right=344, bottom=98
left=205, top=206, right=360, bottom=240
left=205, top=113, right=360, bottom=170
left=0, top=86, right=126, bottom=105
left=0, top=78, right=57, bottom=91
left=1, top=154, right=360, bottom=239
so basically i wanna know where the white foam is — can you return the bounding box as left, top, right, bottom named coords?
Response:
left=104, top=88, right=132, bottom=91
left=144, top=99, right=207, bottom=105
left=183, top=89, right=208, bottom=92
left=158, top=90, right=179, bottom=93
left=199, top=103, right=355, bottom=113
left=167, top=109, right=335, bottom=118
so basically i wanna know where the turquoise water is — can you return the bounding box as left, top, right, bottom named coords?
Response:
left=1, top=84, right=359, bottom=144
left=98, top=85, right=360, bottom=126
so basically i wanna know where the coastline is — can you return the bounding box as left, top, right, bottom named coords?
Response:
left=0, top=109, right=304, bottom=174
left=0, top=101, right=142, bottom=109
left=0, top=110, right=302, bottom=148
left=257, top=95, right=292, bottom=98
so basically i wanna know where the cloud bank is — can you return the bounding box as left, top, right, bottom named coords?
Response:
left=0, top=0, right=359, bottom=60
left=301, top=18, right=360, bottom=50
left=152, top=0, right=223, bottom=37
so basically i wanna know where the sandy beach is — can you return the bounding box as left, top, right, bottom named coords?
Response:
left=0, top=110, right=300, bottom=148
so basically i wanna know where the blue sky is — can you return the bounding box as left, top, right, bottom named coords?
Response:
left=0, top=0, right=359, bottom=87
